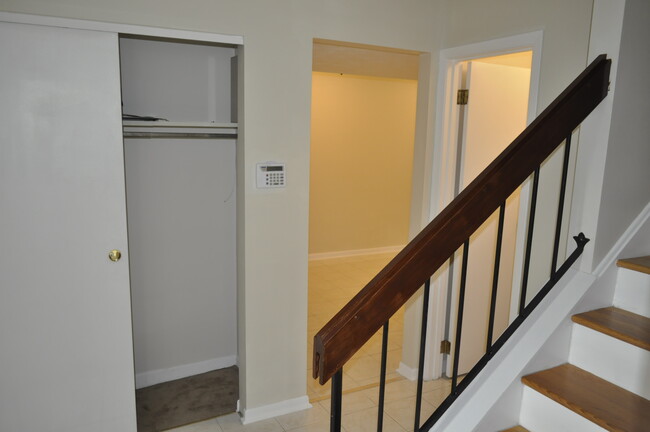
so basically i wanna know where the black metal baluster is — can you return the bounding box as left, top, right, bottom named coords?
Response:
left=452, top=240, right=470, bottom=392
left=519, top=167, right=540, bottom=315
left=377, top=321, right=389, bottom=432
left=486, top=203, right=506, bottom=351
left=420, top=233, right=590, bottom=432
left=330, top=370, right=343, bottom=432
left=551, top=135, right=572, bottom=279
left=414, top=279, right=431, bottom=431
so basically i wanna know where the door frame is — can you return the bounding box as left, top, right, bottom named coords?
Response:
left=423, top=31, right=543, bottom=380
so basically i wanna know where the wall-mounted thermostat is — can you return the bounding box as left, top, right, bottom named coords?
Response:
left=256, top=162, right=286, bottom=188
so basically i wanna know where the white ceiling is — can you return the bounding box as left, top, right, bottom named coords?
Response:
left=473, top=51, right=533, bottom=69
left=312, top=39, right=420, bottom=80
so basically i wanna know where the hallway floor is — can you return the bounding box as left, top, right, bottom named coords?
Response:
left=307, top=252, right=405, bottom=400
left=167, top=377, right=452, bottom=432
left=166, top=252, right=452, bottom=431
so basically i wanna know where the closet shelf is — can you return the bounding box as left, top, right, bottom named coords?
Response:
left=123, top=121, right=238, bottom=129
left=123, top=121, right=238, bottom=139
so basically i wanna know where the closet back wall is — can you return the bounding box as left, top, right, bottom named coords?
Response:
left=120, top=37, right=238, bottom=388
left=120, top=38, right=234, bottom=122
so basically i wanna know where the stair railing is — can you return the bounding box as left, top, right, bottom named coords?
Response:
left=313, top=54, right=611, bottom=431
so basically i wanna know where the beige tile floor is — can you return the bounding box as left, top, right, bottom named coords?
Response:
left=307, top=253, right=405, bottom=400
left=167, top=253, right=452, bottom=432
left=167, top=378, right=451, bottom=432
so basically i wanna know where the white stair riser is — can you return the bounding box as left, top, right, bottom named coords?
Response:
left=520, top=387, right=607, bottom=432
left=614, top=268, right=650, bottom=318
left=569, top=324, right=650, bottom=399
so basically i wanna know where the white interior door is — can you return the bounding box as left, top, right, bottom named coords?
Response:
left=448, top=60, right=531, bottom=376
left=0, top=22, right=136, bottom=431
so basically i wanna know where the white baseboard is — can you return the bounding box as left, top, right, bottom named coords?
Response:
left=135, top=355, right=238, bottom=389
left=308, top=245, right=404, bottom=261
left=240, top=395, right=312, bottom=425
left=397, top=362, right=418, bottom=381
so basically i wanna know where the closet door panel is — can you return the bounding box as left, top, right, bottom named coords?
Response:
left=0, top=22, right=135, bottom=432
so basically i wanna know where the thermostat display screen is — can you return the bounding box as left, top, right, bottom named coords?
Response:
left=256, top=162, right=286, bottom=188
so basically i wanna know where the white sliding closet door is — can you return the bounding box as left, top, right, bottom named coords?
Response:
left=0, top=22, right=136, bottom=431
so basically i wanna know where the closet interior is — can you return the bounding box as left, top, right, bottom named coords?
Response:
left=119, top=34, right=239, bottom=426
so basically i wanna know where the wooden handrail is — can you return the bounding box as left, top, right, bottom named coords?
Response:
left=313, top=55, right=610, bottom=384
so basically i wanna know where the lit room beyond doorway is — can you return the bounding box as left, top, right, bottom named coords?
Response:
left=307, top=39, right=418, bottom=401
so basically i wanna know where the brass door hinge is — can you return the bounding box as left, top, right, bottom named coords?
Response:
left=457, top=89, right=469, bottom=105
left=440, top=339, right=451, bottom=355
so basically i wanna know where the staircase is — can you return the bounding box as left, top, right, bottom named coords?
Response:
left=314, top=55, right=613, bottom=431
left=503, top=256, right=650, bottom=431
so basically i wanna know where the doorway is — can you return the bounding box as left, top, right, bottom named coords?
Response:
left=307, top=39, right=420, bottom=399
left=425, top=31, right=542, bottom=381
left=119, top=35, right=240, bottom=430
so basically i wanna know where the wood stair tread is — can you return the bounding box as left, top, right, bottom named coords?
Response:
left=572, top=306, right=650, bottom=350
left=522, top=364, right=650, bottom=432
left=617, top=256, right=650, bottom=275
left=500, top=426, right=530, bottom=432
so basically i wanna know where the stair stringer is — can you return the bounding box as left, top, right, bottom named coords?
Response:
left=432, top=207, right=650, bottom=432
left=428, top=269, right=596, bottom=432
left=475, top=318, right=575, bottom=431
left=473, top=206, right=650, bottom=431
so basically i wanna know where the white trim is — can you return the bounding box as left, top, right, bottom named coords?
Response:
left=240, top=396, right=312, bottom=425
left=0, top=12, right=243, bottom=45
left=568, top=0, right=626, bottom=273
left=135, top=355, right=237, bottom=389
left=308, top=245, right=404, bottom=261
left=592, top=201, right=650, bottom=277
left=430, top=31, right=543, bottom=221
left=423, top=264, right=450, bottom=380
left=428, top=30, right=544, bottom=380
left=397, top=362, right=419, bottom=381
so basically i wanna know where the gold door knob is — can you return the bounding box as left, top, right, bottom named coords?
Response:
left=108, top=249, right=122, bottom=262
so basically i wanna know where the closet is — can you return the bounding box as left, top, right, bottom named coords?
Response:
left=119, top=36, right=239, bottom=389
left=0, top=14, right=242, bottom=430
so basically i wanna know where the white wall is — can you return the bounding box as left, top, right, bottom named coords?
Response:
left=120, top=38, right=235, bottom=123
left=0, top=0, right=443, bottom=417
left=593, top=0, right=650, bottom=266
left=125, top=138, right=238, bottom=386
